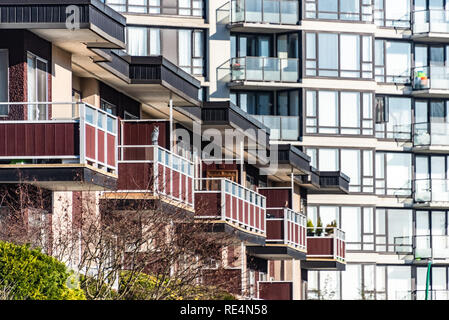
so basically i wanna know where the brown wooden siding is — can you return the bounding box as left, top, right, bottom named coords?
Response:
left=194, top=193, right=221, bottom=217
left=258, top=282, right=293, bottom=300
left=266, top=219, right=283, bottom=241
left=0, top=122, right=78, bottom=157
left=307, top=238, right=333, bottom=256
left=122, top=121, right=169, bottom=149
left=117, top=163, right=154, bottom=190
left=259, top=189, right=291, bottom=209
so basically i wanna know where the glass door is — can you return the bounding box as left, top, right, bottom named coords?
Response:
left=27, top=53, right=48, bottom=120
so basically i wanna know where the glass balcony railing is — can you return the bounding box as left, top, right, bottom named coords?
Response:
left=413, top=66, right=449, bottom=90
left=413, top=9, right=449, bottom=34
left=230, top=0, right=299, bottom=25
left=251, top=115, right=299, bottom=141
left=414, top=122, right=449, bottom=147
left=394, top=235, right=449, bottom=260
left=414, top=179, right=449, bottom=203
left=231, top=57, right=299, bottom=82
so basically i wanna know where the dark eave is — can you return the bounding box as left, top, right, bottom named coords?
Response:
left=0, top=0, right=126, bottom=48
left=308, top=171, right=350, bottom=194
left=276, top=144, right=311, bottom=175
left=201, top=101, right=271, bottom=147
left=246, top=245, right=306, bottom=261
left=302, top=260, right=346, bottom=271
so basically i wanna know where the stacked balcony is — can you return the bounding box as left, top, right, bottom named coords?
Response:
left=394, top=235, right=449, bottom=262
left=229, top=0, right=300, bottom=32
left=412, top=66, right=449, bottom=96
left=413, top=122, right=449, bottom=152
left=413, top=9, right=449, bottom=42
left=114, top=120, right=195, bottom=210
left=0, top=102, right=118, bottom=190
left=414, top=179, right=449, bottom=209
left=194, top=178, right=267, bottom=245
left=247, top=188, right=307, bottom=260
left=303, top=227, right=346, bottom=271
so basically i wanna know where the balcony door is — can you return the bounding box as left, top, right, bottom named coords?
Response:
left=27, top=53, right=48, bottom=120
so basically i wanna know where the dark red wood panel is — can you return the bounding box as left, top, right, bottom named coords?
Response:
left=194, top=193, right=221, bottom=217
left=259, top=188, right=291, bottom=209
left=107, top=133, right=116, bottom=167
left=259, top=282, right=293, bottom=300
left=117, top=163, right=154, bottom=190
left=97, top=130, right=105, bottom=163
left=307, top=238, right=334, bottom=256
left=267, top=220, right=283, bottom=241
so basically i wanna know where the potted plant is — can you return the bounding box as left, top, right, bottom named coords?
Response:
left=307, top=219, right=315, bottom=236
left=315, top=217, right=323, bottom=236
left=325, top=220, right=337, bottom=236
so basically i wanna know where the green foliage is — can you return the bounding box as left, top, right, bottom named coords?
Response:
left=307, top=219, right=315, bottom=236
left=316, top=217, right=323, bottom=236
left=325, top=220, right=337, bottom=235
left=0, top=241, right=86, bottom=300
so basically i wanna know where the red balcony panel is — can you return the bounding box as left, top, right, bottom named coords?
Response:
left=97, top=130, right=105, bottom=164
left=188, top=177, right=193, bottom=204
left=307, top=237, right=334, bottom=256
left=164, top=166, right=171, bottom=195
left=0, top=122, right=77, bottom=157
left=107, top=133, right=115, bottom=167
left=238, top=199, right=243, bottom=222
left=244, top=202, right=249, bottom=225
left=117, top=163, right=154, bottom=190
left=181, top=174, right=187, bottom=201
left=255, top=207, right=259, bottom=230
left=122, top=121, right=169, bottom=149
left=194, top=192, right=221, bottom=217
left=259, top=188, right=291, bottom=209
left=173, top=171, right=180, bottom=199
left=258, top=282, right=293, bottom=300
left=267, top=219, right=283, bottom=240
left=85, top=124, right=96, bottom=160
left=250, top=204, right=254, bottom=229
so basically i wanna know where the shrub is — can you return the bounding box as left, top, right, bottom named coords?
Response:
left=0, top=241, right=85, bottom=300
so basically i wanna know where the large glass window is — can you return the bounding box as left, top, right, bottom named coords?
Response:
left=305, top=90, right=374, bottom=135
left=305, top=148, right=374, bottom=193
left=126, top=27, right=159, bottom=56
left=306, top=32, right=373, bottom=79
left=376, top=152, right=412, bottom=196
left=374, top=0, right=411, bottom=28
left=178, top=29, right=204, bottom=75
left=375, top=40, right=411, bottom=83
left=375, top=97, right=412, bottom=139
left=105, top=0, right=203, bottom=16
left=27, top=53, right=48, bottom=120
left=304, top=0, right=373, bottom=22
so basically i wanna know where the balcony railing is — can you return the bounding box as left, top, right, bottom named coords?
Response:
left=413, top=9, right=449, bottom=34
left=231, top=57, right=299, bottom=82
left=0, top=102, right=118, bottom=174
left=306, top=227, right=346, bottom=263
left=266, top=208, right=307, bottom=251
left=414, top=179, right=449, bottom=203
left=410, top=290, right=449, bottom=300
left=413, top=66, right=449, bottom=90
left=414, top=122, right=449, bottom=147
left=118, top=145, right=195, bottom=208
left=394, top=235, right=449, bottom=260
left=230, top=0, right=299, bottom=25
left=194, top=178, right=266, bottom=237
left=251, top=115, right=299, bottom=141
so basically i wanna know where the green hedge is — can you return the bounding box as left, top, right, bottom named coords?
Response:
left=0, top=241, right=86, bottom=300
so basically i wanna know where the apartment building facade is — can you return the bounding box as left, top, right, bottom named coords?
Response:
left=1, top=0, right=448, bottom=300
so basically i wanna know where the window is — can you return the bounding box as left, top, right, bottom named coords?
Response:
left=375, top=40, right=411, bottom=83
left=27, top=52, right=48, bottom=120
left=178, top=29, right=204, bottom=75
left=305, top=148, right=374, bottom=193
left=375, top=97, right=412, bottom=139
left=375, top=152, right=412, bottom=196
left=305, top=90, right=374, bottom=135
left=179, top=0, right=203, bottom=16
left=306, top=32, right=373, bottom=78
left=387, top=266, right=412, bottom=300
left=100, top=99, right=117, bottom=116
left=0, top=49, right=8, bottom=116
left=304, top=0, right=373, bottom=22
left=374, top=0, right=410, bottom=28
left=105, top=0, right=203, bottom=16
left=126, top=27, right=160, bottom=56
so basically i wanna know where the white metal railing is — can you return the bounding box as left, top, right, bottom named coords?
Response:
left=118, top=144, right=195, bottom=207
left=231, top=57, right=299, bottom=82
left=307, top=227, right=346, bottom=263
left=0, top=102, right=118, bottom=173
left=266, top=207, right=306, bottom=251
left=195, top=178, right=266, bottom=236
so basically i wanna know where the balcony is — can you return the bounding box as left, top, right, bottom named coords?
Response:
left=252, top=115, right=299, bottom=141
left=0, top=0, right=126, bottom=49
left=412, top=66, right=449, bottom=96
left=229, top=0, right=300, bottom=32
left=0, top=102, right=118, bottom=190
left=394, top=235, right=449, bottom=261
left=257, top=281, right=293, bottom=300
left=230, top=57, right=299, bottom=86
left=111, top=120, right=194, bottom=210
left=194, top=178, right=267, bottom=245
left=306, top=171, right=350, bottom=194
left=414, top=179, right=449, bottom=208
left=413, top=122, right=449, bottom=152
left=302, top=227, right=346, bottom=271
left=413, top=9, right=449, bottom=42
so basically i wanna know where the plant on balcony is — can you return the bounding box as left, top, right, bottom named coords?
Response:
left=325, top=220, right=337, bottom=236
left=315, top=217, right=323, bottom=236
left=307, top=219, right=315, bottom=236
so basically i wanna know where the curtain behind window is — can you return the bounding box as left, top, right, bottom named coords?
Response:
left=128, top=27, right=147, bottom=56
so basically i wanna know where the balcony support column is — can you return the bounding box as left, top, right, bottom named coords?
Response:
left=169, top=93, right=174, bottom=152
